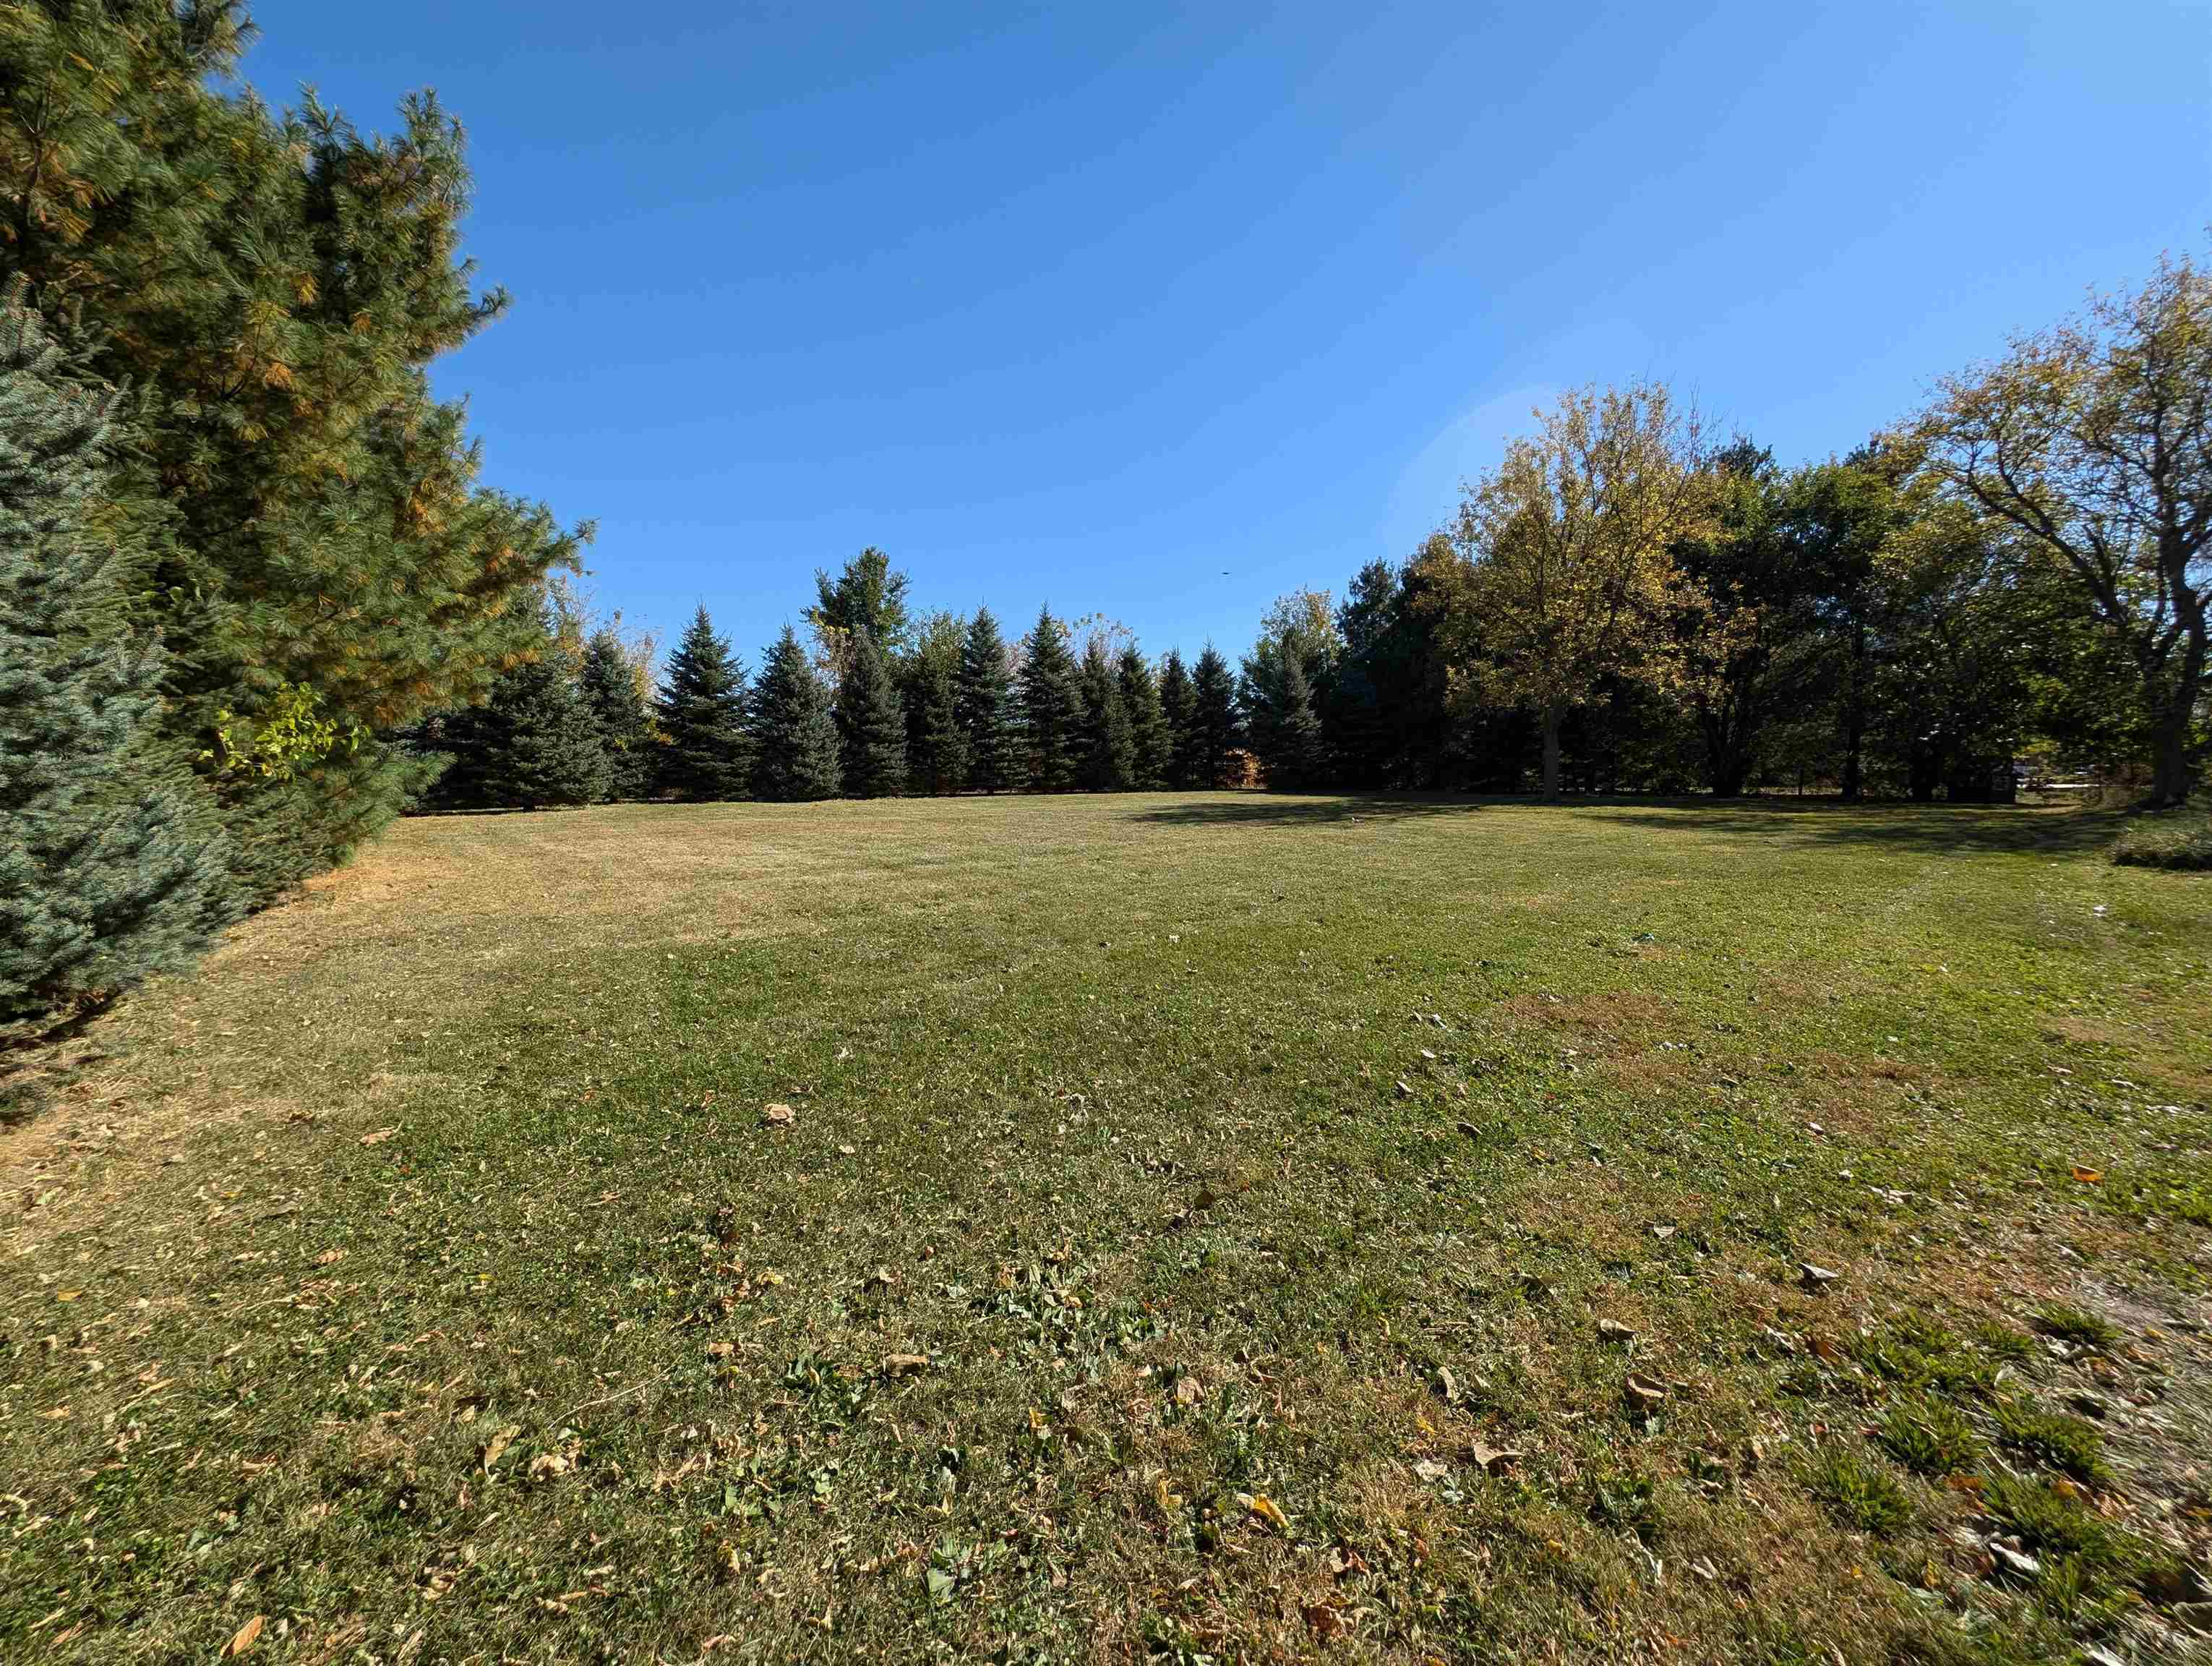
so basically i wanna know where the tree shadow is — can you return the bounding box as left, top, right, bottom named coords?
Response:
left=1128, top=792, right=2124, bottom=855
left=1128, top=793, right=1497, bottom=827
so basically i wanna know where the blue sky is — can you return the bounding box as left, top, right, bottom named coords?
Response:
left=244, top=2, right=2212, bottom=666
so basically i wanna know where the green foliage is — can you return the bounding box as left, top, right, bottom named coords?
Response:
left=1240, top=628, right=1326, bottom=790
left=0, top=286, right=233, bottom=1030
left=835, top=630, right=906, bottom=798
left=1118, top=646, right=1170, bottom=790
left=808, top=547, right=912, bottom=675
left=1188, top=646, right=1242, bottom=787
left=956, top=609, right=1017, bottom=793
left=747, top=626, right=841, bottom=802
left=655, top=607, right=751, bottom=800
left=417, top=598, right=609, bottom=811
left=0, top=1, right=586, bottom=900
left=1076, top=638, right=1136, bottom=791
left=1019, top=607, right=1084, bottom=793
left=580, top=630, right=655, bottom=800
left=899, top=612, right=968, bottom=795
left=1159, top=649, right=1199, bottom=789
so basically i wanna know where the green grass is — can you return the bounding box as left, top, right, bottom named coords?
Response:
left=1993, top=1401, right=2110, bottom=1485
left=4, top=793, right=2208, bottom=1663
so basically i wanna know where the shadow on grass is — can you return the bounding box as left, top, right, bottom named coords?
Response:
left=1129, top=792, right=2123, bottom=855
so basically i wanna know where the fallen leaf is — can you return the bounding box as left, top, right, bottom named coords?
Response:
left=1597, top=1317, right=1637, bottom=1345
left=2070, top=1166, right=2103, bottom=1184
left=1624, top=1372, right=1668, bottom=1411
left=54, top=1289, right=80, bottom=1302
left=880, top=1353, right=930, bottom=1376
left=1242, top=1492, right=1290, bottom=1534
left=481, top=1423, right=521, bottom=1473
left=1301, top=1602, right=1344, bottom=1638
left=222, top=1615, right=265, bottom=1657
left=359, top=1126, right=399, bottom=1146
left=1469, top=1440, right=1522, bottom=1474
left=1799, top=1263, right=1840, bottom=1291
left=762, top=1104, right=797, bottom=1127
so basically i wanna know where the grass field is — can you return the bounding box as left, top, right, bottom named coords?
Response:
left=5, top=793, right=2210, bottom=1664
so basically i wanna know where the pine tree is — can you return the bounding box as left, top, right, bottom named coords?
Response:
left=1020, top=607, right=1085, bottom=793
left=0, top=5, right=583, bottom=900
left=807, top=547, right=912, bottom=677
left=1191, top=646, right=1243, bottom=787
left=1, top=289, right=233, bottom=1032
left=1118, top=646, right=1170, bottom=789
left=900, top=612, right=969, bottom=795
left=579, top=628, right=653, bottom=799
left=836, top=631, right=908, bottom=798
left=1249, top=649, right=1326, bottom=789
left=440, top=630, right=610, bottom=809
left=1159, top=649, right=1199, bottom=788
left=957, top=608, right=1018, bottom=793
left=1077, top=638, right=1137, bottom=790
left=655, top=607, right=752, bottom=800
left=748, top=625, right=842, bottom=801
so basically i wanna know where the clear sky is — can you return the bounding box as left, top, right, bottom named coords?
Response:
left=243, top=2, right=2212, bottom=666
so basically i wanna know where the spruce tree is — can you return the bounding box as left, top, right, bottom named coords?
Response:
left=1118, top=646, right=1170, bottom=789
left=655, top=606, right=752, bottom=800
left=748, top=625, right=842, bottom=801
left=1243, top=646, right=1325, bottom=790
left=1020, top=607, right=1085, bottom=793
left=1077, top=638, right=1137, bottom=790
left=579, top=629, right=653, bottom=799
left=1159, top=649, right=1199, bottom=788
left=900, top=612, right=969, bottom=795
left=1191, top=646, right=1243, bottom=787
left=807, top=547, right=913, bottom=675
left=0, top=290, right=233, bottom=1031
left=836, top=631, right=908, bottom=798
left=957, top=608, right=1018, bottom=793
left=426, top=617, right=609, bottom=810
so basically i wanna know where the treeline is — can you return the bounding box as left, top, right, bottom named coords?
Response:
left=2, top=2, right=579, bottom=1034
left=406, top=552, right=1253, bottom=806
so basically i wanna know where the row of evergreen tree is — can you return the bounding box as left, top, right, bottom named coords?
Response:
left=410, top=569, right=1248, bottom=808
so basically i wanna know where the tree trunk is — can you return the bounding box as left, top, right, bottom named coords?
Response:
left=2148, top=704, right=2196, bottom=807
left=1541, top=701, right=1562, bottom=799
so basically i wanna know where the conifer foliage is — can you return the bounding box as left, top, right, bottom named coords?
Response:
left=748, top=625, right=842, bottom=801
left=836, top=631, right=908, bottom=798
left=655, top=607, right=752, bottom=800
left=1020, top=607, right=1086, bottom=792
left=0, top=289, right=232, bottom=1031
left=1190, top=646, right=1243, bottom=788
left=1159, top=650, right=1199, bottom=789
left=580, top=630, right=655, bottom=800
left=423, top=610, right=609, bottom=811
left=956, top=610, right=1019, bottom=793
left=1077, top=638, right=1137, bottom=791
left=1118, top=646, right=1170, bottom=789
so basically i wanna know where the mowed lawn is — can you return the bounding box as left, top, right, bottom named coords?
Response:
left=5, top=795, right=2210, bottom=1665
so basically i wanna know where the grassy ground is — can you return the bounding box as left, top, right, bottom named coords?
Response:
left=4, top=794, right=2209, bottom=1665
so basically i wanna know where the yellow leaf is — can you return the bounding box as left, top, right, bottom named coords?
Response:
left=222, top=1615, right=265, bottom=1657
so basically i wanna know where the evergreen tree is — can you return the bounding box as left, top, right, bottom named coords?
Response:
left=655, top=606, right=751, bottom=800
left=1159, top=649, right=1199, bottom=788
left=579, top=628, right=653, bottom=799
left=956, top=608, right=1019, bottom=793
left=0, top=5, right=583, bottom=900
left=1190, top=646, right=1243, bottom=787
left=425, top=615, right=609, bottom=809
left=807, top=547, right=912, bottom=676
left=1077, top=638, right=1138, bottom=790
left=1020, top=607, right=1085, bottom=792
left=1243, top=646, right=1325, bottom=790
left=836, top=630, right=907, bottom=797
left=748, top=625, right=842, bottom=801
left=0, top=290, right=233, bottom=1031
left=1118, top=646, right=1170, bottom=789
left=899, top=612, right=969, bottom=795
